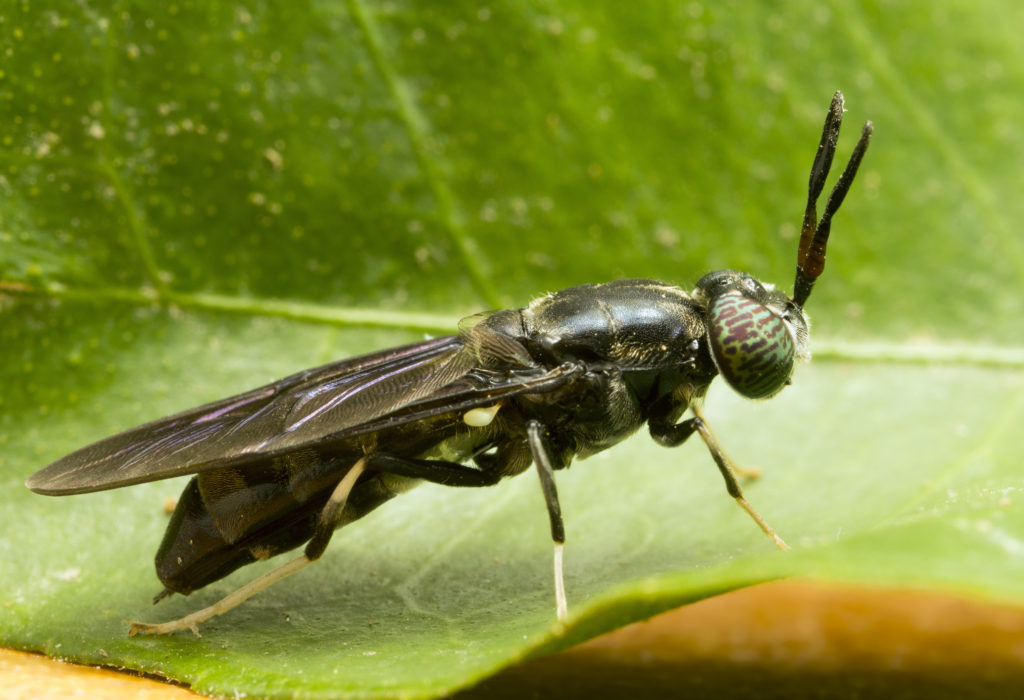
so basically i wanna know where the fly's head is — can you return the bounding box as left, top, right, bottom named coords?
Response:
left=696, top=271, right=807, bottom=399
left=696, top=91, right=872, bottom=400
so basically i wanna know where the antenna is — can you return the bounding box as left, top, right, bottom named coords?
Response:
left=793, top=91, right=873, bottom=308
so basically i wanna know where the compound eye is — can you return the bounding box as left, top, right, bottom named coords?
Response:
left=707, top=292, right=795, bottom=399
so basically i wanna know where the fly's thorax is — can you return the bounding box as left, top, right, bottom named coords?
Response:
left=518, top=279, right=708, bottom=370
left=694, top=271, right=810, bottom=400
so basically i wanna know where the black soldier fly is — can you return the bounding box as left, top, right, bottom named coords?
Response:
left=27, top=92, right=872, bottom=636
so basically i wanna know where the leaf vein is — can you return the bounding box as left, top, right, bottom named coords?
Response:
left=95, top=13, right=167, bottom=294
left=346, top=0, right=502, bottom=308
left=4, top=283, right=1024, bottom=367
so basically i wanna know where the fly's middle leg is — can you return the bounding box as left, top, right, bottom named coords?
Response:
left=526, top=419, right=569, bottom=622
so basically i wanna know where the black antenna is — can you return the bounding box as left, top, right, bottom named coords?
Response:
left=793, top=91, right=873, bottom=308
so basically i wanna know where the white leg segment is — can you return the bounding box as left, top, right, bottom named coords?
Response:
left=129, top=555, right=312, bottom=637
left=553, top=542, right=568, bottom=621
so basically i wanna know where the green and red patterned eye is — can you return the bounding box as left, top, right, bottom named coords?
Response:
left=707, top=292, right=796, bottom=399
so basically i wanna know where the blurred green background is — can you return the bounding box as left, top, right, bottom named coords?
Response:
left=2, top=2, right=1023, bottom=698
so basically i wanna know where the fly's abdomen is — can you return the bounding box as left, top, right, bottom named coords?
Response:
left=153, top=414, right=477, bottom=595
left=155, top=456, right=413, bottom=594
left=155, top=475, right=320, bottom=594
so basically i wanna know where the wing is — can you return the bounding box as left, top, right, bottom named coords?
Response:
left=28, top=329, right=580, bottom=495
left=28, top=335, right=468, bottom=494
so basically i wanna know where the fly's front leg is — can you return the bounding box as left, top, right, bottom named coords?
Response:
left=692, top=405, right=761, bottom=479
left=650, top=410, right=789, bottom=551
left=526, top=420, right=569, bottom=622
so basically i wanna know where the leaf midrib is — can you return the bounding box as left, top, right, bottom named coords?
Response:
left=4, top=281, right=1023, bottom=367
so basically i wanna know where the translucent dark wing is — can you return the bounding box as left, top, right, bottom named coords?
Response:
left=28, top=325, right=579, bottom=496
left=341, top=360, right=581, bottom=437
left=28, top=335, right=472, bottom=494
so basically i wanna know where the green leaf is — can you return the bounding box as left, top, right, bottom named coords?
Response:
left=2, top=1, right=1023, bottom=698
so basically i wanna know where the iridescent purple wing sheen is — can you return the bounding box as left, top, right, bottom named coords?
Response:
left=28, top=335, right=469, bottom=494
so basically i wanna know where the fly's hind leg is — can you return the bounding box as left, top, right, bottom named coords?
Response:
left=129, top=459, right=370, bottom=637
left=129, top=454, right=503, bottom=636
left=302, top=452, right=502, bottom=560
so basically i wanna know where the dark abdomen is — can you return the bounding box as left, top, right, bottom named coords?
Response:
left=155, top=454, right=415, bottom=595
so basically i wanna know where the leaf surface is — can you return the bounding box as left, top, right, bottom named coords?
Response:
left=2, top=2, right=1023, bottom=698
